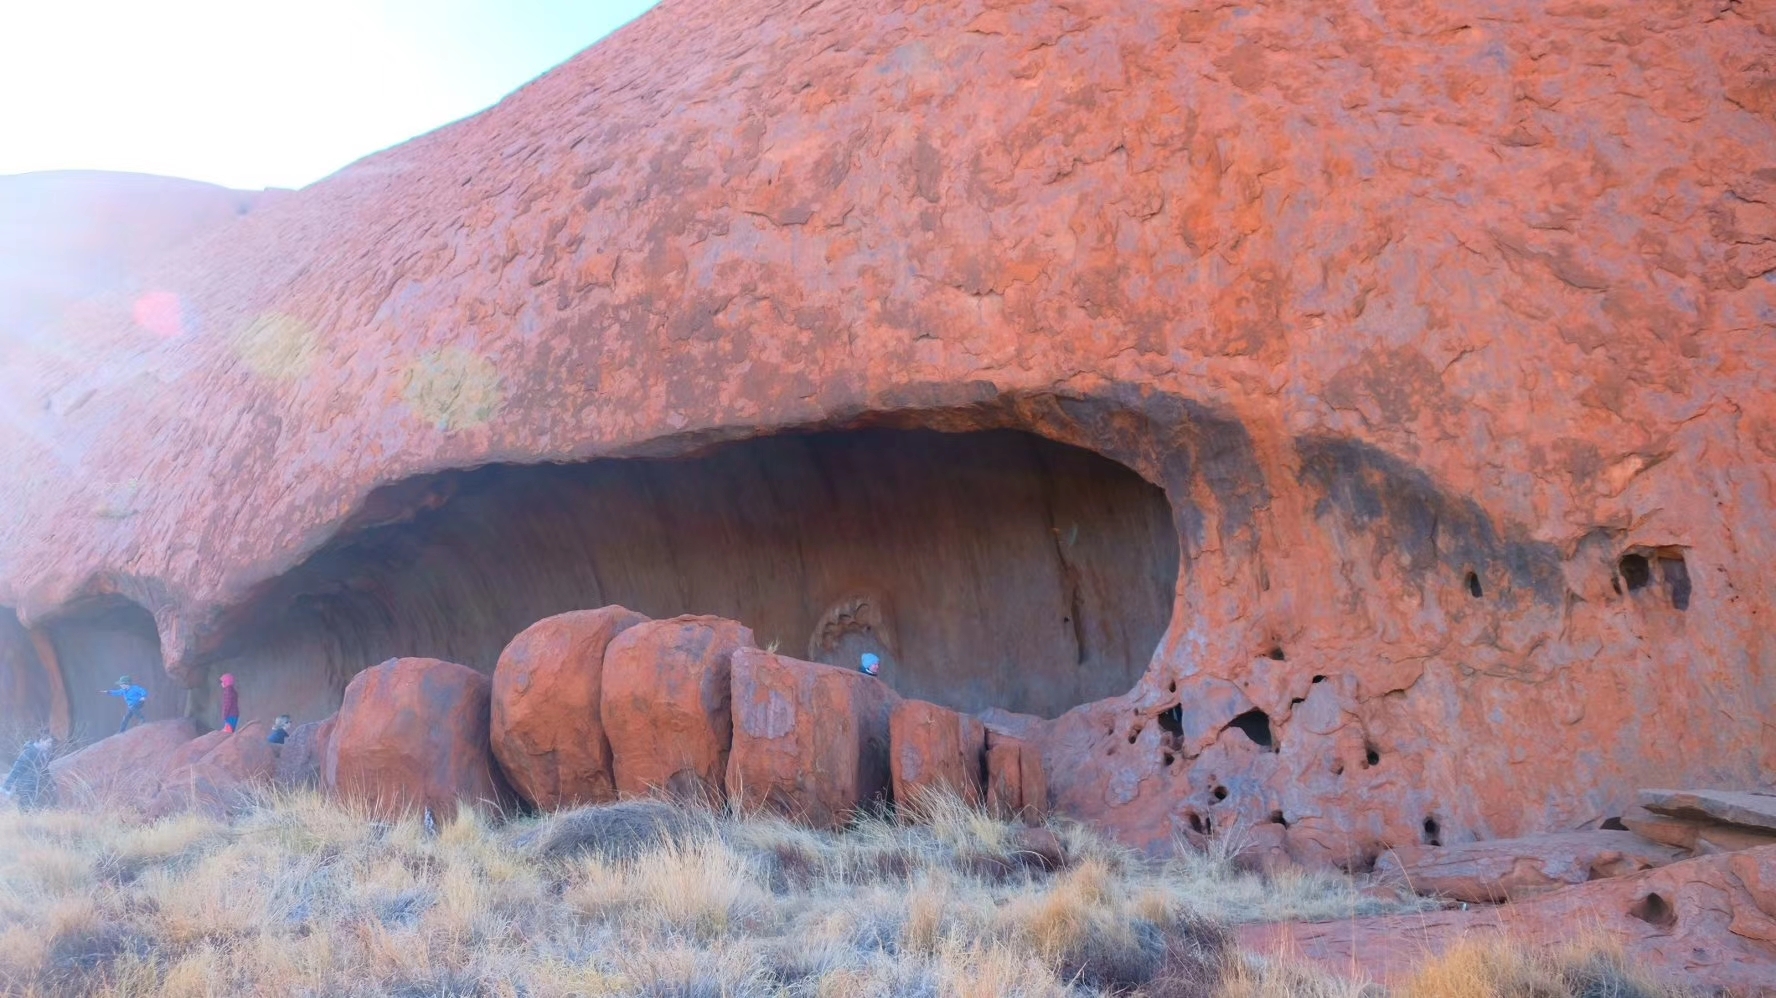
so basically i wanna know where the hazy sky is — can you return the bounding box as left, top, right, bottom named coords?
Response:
left=0, top=0, right=661, bottom=191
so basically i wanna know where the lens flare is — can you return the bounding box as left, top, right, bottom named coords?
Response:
left=401, top=347, right=504, bottom=431
left=131, top=291, right=184, bottom=338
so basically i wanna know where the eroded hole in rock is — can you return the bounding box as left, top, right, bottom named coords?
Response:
left=1465, top=570, right=1483, bottom=598
left=1422, top=816, right=1441, bottom=846
left=1311, top=674, right=1327, bottom=684
left=1212, top=785, right=1228, bottom=802
left=1269, top=810, right=1289, bottom=828
left=1599, top=816, right=1627, bottom=831
left=1157, top=704, right=1183, bottom=738
left=41, top=598, right=178, bottom=740
left=1619, top=553, right=1652, bottom=592
left=1266, top=646, right=1286, bottom=661
left=1187, top=812, right=1212, bottom=836
left=1229, top=708, right=1275, bottom=751
left=1161, top=752, right=1175, bottom=767
left=1660, top=553, right=1691, bottom=611
left=1628, top=892, right=1676, bottom=929
left=205, top=429, right=1181, bottom=721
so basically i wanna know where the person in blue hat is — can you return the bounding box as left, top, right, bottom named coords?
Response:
left=859, top=652, right=880, bottom=677
left=102, top=675, right=150, bottom=733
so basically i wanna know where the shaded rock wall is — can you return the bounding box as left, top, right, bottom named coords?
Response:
left=202, top=428, right=1179, bottom=724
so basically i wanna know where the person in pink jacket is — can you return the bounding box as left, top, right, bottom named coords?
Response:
left=219, top=673, right=240, bottom=733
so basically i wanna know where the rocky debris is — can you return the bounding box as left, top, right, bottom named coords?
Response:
left=985, top=729, right=1048, bottom=823
left=143, top=721, right=278, bottom=819
left=491, top=606, right=650, bottom=809
left=1374, top=831, right=1684, bottom=903
left=511, top=799, right=704, bottom=862
left=1240, top=846, right=1776, bottom=994
left=602, top=616, right=755, bottom=803
left=1639, top=789, right=1776, bottom=833
left=48, top=719, right=199, bottom=809
left=889, top=698, right=986, bottom=809
left=273, top=715, right=337, bottom=789
left=1623, top=804, right=1776, bottom=855
left=727, top=648, right=898, bottom=828
left=324, top=658, right=512, bottom=819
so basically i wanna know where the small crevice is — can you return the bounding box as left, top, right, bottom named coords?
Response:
left=1465, top=570, right=1483, bottom=598
left=1422, top=816, right=1441, bottom=846
left=1229, top=708, right=1275, bottom=751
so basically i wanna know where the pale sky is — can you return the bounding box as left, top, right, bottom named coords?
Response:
left=0, top=0, right=661, bottom=191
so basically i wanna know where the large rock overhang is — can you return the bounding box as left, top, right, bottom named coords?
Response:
left=0, top=0, right=1771, bottom=863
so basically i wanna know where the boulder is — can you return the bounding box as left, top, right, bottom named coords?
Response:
left=602, top=616, right=755, bottom=803
left=985, top=729, right=1048, bottom=823
left=889, top=698, right=985, bottom=809
left=48, top=718, right=199, bottom=809
left=1639, top=789, right=1776, bottom=833
left=324, top=658, right=513, bottom=818
left=491, top=606, right=649, bottom=809
left=144, top=721, right=279, bottom=819
left=1622, top=804, right=1776, bottom=856
left=727, top=648, right=898, bottom=828
left=1241, top=846, right=1776, bottom=994
left=273, top=715, right=337, bottom=790
left=1374, top=831, right=1685, bottom=903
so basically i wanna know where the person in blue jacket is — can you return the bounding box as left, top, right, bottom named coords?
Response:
left=102, top=675, right=150, bottom=733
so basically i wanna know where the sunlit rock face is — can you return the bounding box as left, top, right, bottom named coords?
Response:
left=1, top=0, right=1772, bottom=864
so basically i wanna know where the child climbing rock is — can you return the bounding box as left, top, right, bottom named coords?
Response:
left=267, top=714, right=292, bottom=745
left=102, top=676, right=149, bottom=733
left=219, top=673, right=240, bottom=733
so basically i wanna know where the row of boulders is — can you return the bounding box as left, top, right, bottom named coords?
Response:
left=287, top=607, right=1047, bottom=826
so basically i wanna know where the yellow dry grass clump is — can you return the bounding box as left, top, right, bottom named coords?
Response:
left=0, top=789, right=1682, bottom=997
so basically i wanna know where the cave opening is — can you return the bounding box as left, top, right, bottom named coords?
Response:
left=206, top=428, right=1181, bottom=722
left=43, top=597, right=178, bottom=741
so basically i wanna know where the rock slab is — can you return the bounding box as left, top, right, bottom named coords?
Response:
left=1640, top=789, right=1776, bottom=833
left=727, top=648, right=898, bottom=828
left=491, top=606, right=650, bottom=809
left=273, top=715, right=337, bottom=790
left=325, top=658, right=512, bottom=818
left=1374, top=831, right=1684, bottom=903
left=144, top=721, right=279, bottom=819
left=48, top=718, right=199, bottom=809
left=985, top=729, right=1048, bottom=822
left=602, top=616, right=755, bottom=803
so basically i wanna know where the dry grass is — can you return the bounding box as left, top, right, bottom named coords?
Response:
left=0, top=790, right=1682, bottom=997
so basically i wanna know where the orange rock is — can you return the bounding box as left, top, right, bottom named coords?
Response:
left=144, top=721, right=279, bottom=819
left=48, top=718, right=198, bottom=809
left=602, top=617, right=755, bottom=803
left=1374, top=831, right=1684, bottom=904
left=491, top=606, right=650, bottom=809
left=1241, top=846, right=1776, bottom=994
left=727, top=648, right=898, bottom=828
left=889, top=698, right=985, bottom=809
left=985, top=729, right=1048, bottom=823
left=324, top=658, right=512, bottom=818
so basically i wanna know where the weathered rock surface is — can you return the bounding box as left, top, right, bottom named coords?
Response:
left=48, top=718, right=199, bottom=808
left=602, top=617, right=755, bottom=802
left=324, top=658, right=512, bottom=818
left=1623, top=804, right=1776, bottom=855
left=1641, top=789, right=1776, bottom=833
left=491, top=606, right=649, bottom=809
left=889, top=699, right=986, bottom=808
left=1241, top=846, right=1776, bottom=994
left=273, top=715, right=337, bottom=789
left=985, top=729, right=1048, bottom=823
left=727, top=648, right=898, bottom=827
left=144, top=721, right=278, bottom=819
left=1374, top=831, right=1684, bottom=903
left=0, top=0, right=1773, bottom=870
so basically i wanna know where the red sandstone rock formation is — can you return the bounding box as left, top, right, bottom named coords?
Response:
left=144, top=721, right=279, bottom=819
left=1373, top=830, right=1685, bottom=904
left=491, top=606, right=649, bottom=808
left=602, top=616, right=756, bottom=802
left=727, top=647, right=898, bottom=828
left=48, top=718, right=199, bottom=809
left=1242, top=846, right=1776, bottom=994
left=889, top=699, right=986, bottom=808
left=324, top=658, right=512, bottom=818
left=985, top=729, right=1049, bottom=823
left=0, top=0, right=1770, bottom=885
